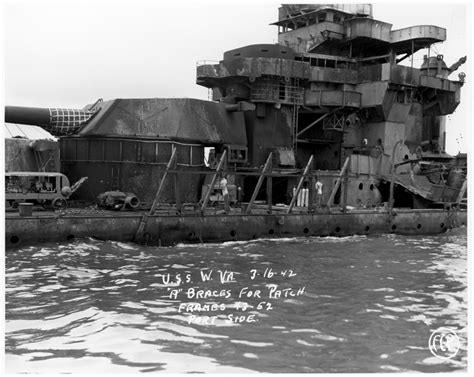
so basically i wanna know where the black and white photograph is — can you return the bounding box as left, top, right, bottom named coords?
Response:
left=3, top=0, right=471, bottom=373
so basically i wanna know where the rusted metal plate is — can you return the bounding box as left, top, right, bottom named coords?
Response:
left=382, top=173, right=436, bottom=200
left=5, top=209, right=467, bottom=249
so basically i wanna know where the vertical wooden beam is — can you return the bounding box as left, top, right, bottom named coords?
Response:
left=135, top=146, right=177, bottom=241
left=173, top=151, right=181, bottom=212
left=456, top=180, right=467, bottom=204
left=149, top=146, right=177, bottom=214
left=266, top=156, right=273, bottom=214
left=326, top=157, right=350, bottom=207
left=245, top=153, right=273, bottom=215
left=200, top=150, right=227, bottom=213
left=342, top=164, right=349, bottom=213
left=308, top=165, right=315, bottom=212
left=287, top=155, right=314, bottom=214
left=389, top=140, right=403, bottom=215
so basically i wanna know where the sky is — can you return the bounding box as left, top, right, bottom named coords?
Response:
left=2, top=0, right=472, bottom=154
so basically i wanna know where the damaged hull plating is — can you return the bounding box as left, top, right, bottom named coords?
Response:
left=5, top=208, right=466, bottom=248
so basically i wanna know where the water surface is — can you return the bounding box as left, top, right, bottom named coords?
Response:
left=5, top=228, right=467, bottom=373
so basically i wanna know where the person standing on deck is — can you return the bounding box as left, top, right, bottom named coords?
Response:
left=315, top=177, right=323, bottom=207
left=220, top=174, right=230, bottom=213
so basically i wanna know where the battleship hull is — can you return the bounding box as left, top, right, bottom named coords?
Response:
left=5, top=208, right=466, bottom=248
left=4, top=4, right=468, bottom=250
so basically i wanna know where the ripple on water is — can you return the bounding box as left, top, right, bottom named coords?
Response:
left=5, top=230, right=467, bottom=373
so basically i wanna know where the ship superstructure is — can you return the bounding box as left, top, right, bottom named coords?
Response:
left=196, top=3, right=466, bottom=207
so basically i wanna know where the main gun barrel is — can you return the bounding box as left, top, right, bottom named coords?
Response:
left=5, top=105, right=97, bottom=136
left=5, top=106, right=51, bottom=126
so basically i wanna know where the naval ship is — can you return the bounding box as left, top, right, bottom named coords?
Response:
left=4, top=4, right=467, bottom=248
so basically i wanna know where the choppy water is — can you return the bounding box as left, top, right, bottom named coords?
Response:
left=5, top=228, right=467, bottom=373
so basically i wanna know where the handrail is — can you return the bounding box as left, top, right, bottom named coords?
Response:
left=196, top=60, right=219, bottom=67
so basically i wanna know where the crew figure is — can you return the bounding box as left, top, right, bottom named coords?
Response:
left=208, top=149, right=217, bottom=168
left=220, top=174, right=230, bottom=213
left=315, top=177, right=323, bottom=207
